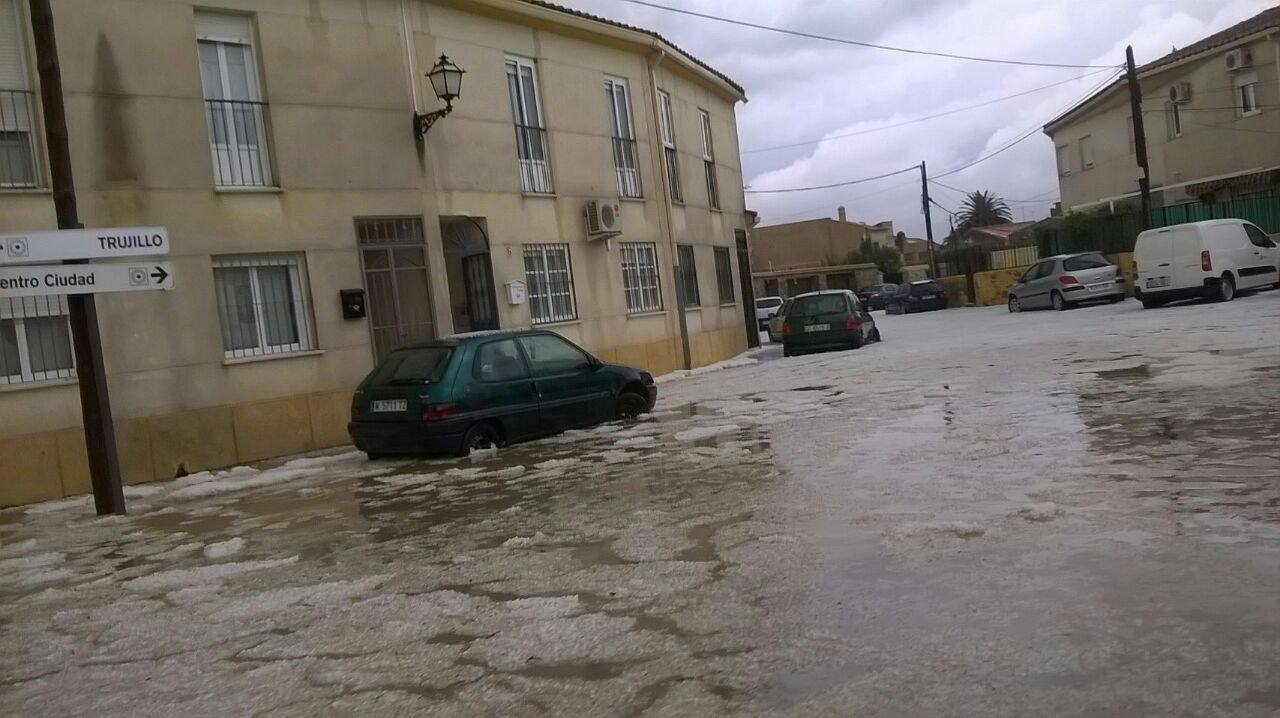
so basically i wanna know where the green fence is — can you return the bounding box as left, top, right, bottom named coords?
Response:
left=1038, top=193, right=1280, bottom=256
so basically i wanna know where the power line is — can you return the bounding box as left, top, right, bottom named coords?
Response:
left=744, top=165, right=919, bottom=195
left=933, top=69, right=1124, bottom=179
left=929, top=179, right=1058, bottom=204
left=614, top=0, right=1117, bottom=69
left=743, top=68, right=1114, bottom=155
left=763, top=177, right=919, bottom=224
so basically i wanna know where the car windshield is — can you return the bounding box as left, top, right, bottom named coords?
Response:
left=791, top=295, right=847, bottom=315
left=1063, top=254, right=1112, bottom=271
left=369, top=346, right=453, bottom=385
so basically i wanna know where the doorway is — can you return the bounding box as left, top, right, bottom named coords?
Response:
left=735, top=230, right=759, bottom=348
left=356, top=217, right=436, bottom=362
left=441, top=217, right=499, bottom=333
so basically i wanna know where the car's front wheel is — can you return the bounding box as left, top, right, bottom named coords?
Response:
left=616, top=392, right=648, bottom=422
left=1008, top=295, right=1021, bottom=313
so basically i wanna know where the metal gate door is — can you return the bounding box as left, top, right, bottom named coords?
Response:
left=462, top=253, right=498, bottom=331
left=356, top=218, right=436, bottom=361
left=736, top=230, right=759, bottom=348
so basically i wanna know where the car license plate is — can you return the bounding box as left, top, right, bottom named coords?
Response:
left=1087, top=282, right=1111, bottom=291
left=921, top=294, right=937, bottom=300
left=371, top=399, right=407, bottom=412
left=1146, top=277, right=1170, bottom=288
left=804, top=323, right=830, bottom=333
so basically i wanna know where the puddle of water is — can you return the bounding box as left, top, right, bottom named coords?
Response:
left=1095, top=364, right=1152, bottom=381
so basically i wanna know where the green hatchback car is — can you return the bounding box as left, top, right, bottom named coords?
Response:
left=348, top=330, right=657, bottom=457
left=781, top=290, right=881, bottom=357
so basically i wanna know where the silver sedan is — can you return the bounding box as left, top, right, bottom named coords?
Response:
left=1008, top=253, right=1126, bottom=312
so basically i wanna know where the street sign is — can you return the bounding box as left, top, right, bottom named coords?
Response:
left=0, top=226, right=168, bottom=264
left=0, top=262, right=174, bottom=298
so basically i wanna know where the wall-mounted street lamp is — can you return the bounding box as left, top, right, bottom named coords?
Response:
left=414, top=54, right=465, bottom=137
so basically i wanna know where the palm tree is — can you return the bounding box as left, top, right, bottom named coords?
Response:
left=954, top=190, right=1012, bottom=236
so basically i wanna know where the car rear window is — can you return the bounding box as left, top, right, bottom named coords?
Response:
left=1063, top=254, right=1112, bottom=271
left=756, top=298, right=782, bottom=309
left=791, top=295, right=848, bottom=315
left=369, top=346, right=453, bottom=386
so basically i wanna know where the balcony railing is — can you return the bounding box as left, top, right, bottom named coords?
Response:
left=204, top=99, right=274, bottom=187
left=611, top=137, right=642, bottom=199
left=514, top=123, right=553, bottom=194
left=0, top=89, right=41, bottom=188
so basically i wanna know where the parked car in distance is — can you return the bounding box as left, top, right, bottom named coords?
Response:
left=767, top=297, right=794, bottom=343
left=755, top=296, right=784, bottom=330
left=348, top=330, right=657, bottom=457
left=1133, top=219, right=1279, bottom=308
left=781, top=290, right=880, bottom=357
left=856, top=283, right=901, bottom=311
left=1008, top=252, right=1125, bottom=312
left=884, top=280, right=948, bottom=314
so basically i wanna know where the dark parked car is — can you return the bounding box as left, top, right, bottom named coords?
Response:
left=781, top=290, right=880, bottom=357
left=884, top=280, right=948, bottom=314
left=348, top=330, right=657, bottom=457
left=856, top=283, right=901, bottom=311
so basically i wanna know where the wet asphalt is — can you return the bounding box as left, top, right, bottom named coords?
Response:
left=1, top=292, right=1278, bottom=716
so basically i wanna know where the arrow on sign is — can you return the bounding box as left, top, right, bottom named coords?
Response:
left=151, top=266, right=168, bottom=283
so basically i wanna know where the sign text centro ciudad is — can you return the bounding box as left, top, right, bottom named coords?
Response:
left=0, top=226, right=168, bottom=264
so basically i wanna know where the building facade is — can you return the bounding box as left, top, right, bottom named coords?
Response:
left=0, top=0, right=754, bottom=506
left=1045, top=7, right=1280, bottom=212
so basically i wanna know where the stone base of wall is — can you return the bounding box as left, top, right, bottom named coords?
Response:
left=597, top=327, right=747, bottom=377
left=0, top=389, right=353, bottom=509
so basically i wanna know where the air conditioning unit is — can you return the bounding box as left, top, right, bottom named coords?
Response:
left=1169, top=82, right=1192, bottom=104
left=1225, top=48, right=1253, bottom=71
left=584, top=199, right=622, bottom=237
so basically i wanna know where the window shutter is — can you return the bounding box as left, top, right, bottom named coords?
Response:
left=0, top=0, right=29, bottom=90
left=194, top=11, right=253, bottom=45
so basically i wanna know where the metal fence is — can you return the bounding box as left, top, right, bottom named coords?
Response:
left=514, top=124, right=553, bottom=194
left=611, top=137, right=642, bottom=198
left=1, top=89, right=41, bottom=188
left=204, top=99, right=274, bottom=187
left=990, top=244, right=1040, bottom=269
left=1, top=296, right=75, bottom=386
left=1038, top=193, right=1280, bottom=256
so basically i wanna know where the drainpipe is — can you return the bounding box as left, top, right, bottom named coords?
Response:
left=400, top=0, right=419, bottom=113
left=646, top=46, right=692, bottom=370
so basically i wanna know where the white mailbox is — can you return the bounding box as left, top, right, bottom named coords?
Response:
left=505, top=279, right=527, bottom=305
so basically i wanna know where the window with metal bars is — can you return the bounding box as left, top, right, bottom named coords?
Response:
left=522, top=244, right=576, bottom=324
left=700, top=109, right=720, bottom=210
left=0, top=296, right=74, bottom=386
left=605, top=77, right=641, bottom=198
left=658, top=90, right=682, bottom=202
left=714, top=246, right=734, bottom=304
left=677, top=244, right=700, bottom=308
left=0, top=0, right=41, bottom=188
left=212, top=254, right=315, bottom=358
left=196, top=11, right=274, bottom=187
left=507, top=56, right=553, bottom=194
left=619, top=242, right=662, bottom=313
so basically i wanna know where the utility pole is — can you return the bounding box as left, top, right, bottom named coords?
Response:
left=1125, top=45, right=1152, bottom=231
left=30, top=0, right=126, bottom=515
left=919, top=161, right=938, bottom=278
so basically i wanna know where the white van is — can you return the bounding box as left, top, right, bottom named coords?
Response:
left=1133, top=219, right=1279, bottom=308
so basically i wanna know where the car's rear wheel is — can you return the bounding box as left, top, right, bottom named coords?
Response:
left=616, top=392, right=648, bottom=422
left=1051, top=291, right=1067, bottom=311
left=869, top=327, right=881, bottom=342
left=1217, top=274, right=1235, bottom=302
left=1008, top=295, right=1021, bottom=313
left=460, top=423, right=500, bottom=456
left=849, top=331, right=864, bottom=350
left=783, top=345, right=793, bottom=357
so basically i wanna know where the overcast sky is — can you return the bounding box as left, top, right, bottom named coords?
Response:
left=555, top=0, right=1272, bottom=237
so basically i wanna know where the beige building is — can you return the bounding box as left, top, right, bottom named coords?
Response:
left=750, top=207, right=894, bottom=269
left=1045, top=7, right=1280, bottom=211
left=0, top=0, right=755, bottom=507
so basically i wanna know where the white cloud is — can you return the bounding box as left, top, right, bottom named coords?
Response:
left=557, top=0, right=1273, bottom=235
